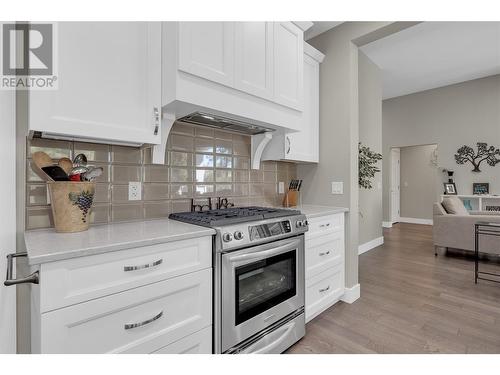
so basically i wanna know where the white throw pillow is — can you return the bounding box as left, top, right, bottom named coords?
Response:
left=441, top=197, right=469, bottom=215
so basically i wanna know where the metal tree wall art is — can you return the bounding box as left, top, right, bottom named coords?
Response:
left=454, top=142, right=500, bottom=172
left=359, top=143, right=382, bottom=189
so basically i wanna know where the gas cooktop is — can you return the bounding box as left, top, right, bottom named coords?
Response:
left=169, top=206, right=301, bottom=227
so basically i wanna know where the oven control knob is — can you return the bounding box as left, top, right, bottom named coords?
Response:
left=296, top=220, right=304, bottom=228
left=304, top=220, right=309, bottom=226
left=234, top=231, right=244, bottom=240
left=222, top=233, right=233, bottom=242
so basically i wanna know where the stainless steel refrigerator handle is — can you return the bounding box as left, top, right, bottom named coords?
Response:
left=4, top=252, right=39, bottom=286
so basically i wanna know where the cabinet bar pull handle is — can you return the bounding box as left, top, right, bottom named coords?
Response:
left=319, top=223, right=331, bottom=228
left=153, top=107, right=160, bottom=135
left=4, top=252, right=39, bottom=286
left=286, top=136, right=291, bottom=154
left=319, top=251, right=330, bottom=256
left=319, top=285, right=330, bottom=293
left=124, top=258, right=163, bottom=272
left=124, top=310, right=163, bottom=330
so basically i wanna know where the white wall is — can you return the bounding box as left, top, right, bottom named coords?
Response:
left=383, top=75, right=500, bottom=221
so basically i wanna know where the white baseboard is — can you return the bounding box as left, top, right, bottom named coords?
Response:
left=341, top=284, right=360, bottom=304
left=382, top=221, right=393, bottom=228
left=358, top=236, right=384, bottom=255
left=399, top=217, right=433, bottom=225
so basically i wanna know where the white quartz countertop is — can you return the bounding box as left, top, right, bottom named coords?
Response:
left=24, top=218, right=215, bottom=265
left=292, top=204, right=349, bottom=218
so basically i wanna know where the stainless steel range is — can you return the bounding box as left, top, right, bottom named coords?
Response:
left=169, top=206, right=308, bottom=354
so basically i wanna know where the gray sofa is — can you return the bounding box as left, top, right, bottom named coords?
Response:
left=433, top=202, right=500, bottom=256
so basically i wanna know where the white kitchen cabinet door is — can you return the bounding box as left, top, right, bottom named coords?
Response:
left=234, top=22, right=274, bottom=100
left=286, top=53, right=319, bottom=162
left=273, top=22, right=303, bottom=110
left=29, top=22, right=162, bottom=146
left=178, top=22, right=235, bottom=87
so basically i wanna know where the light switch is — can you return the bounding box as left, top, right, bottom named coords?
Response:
left=331, top=181, right=343, bottom=195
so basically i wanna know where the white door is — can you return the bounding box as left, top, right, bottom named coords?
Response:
left=286, top=52, right=319, bottom=162
left=390, top=148, right=401, bottom=223
left=0, top=88, right=16, bottom=353
left=234, top=22, right=274, bottom=100
left=273, top=22, right=303, bottom=110
left=178, top=22, right=235, bottom=87
left=30, top=22, right=162, bottom=145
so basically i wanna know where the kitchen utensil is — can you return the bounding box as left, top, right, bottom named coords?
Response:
left=31, top=151, right=55, bottom=181
left=58, top=157, right=74, bottom=175
left=297, top=180, right=302, bottom=191
left=82, top=166, right=103, bottom=181
left=69, top=166, right=89, bottom=176
left=41, top=166, right=70, bottom=181
left=73, top=153, right=88, bottom=167
left=70, top=174, right=82, bottom=182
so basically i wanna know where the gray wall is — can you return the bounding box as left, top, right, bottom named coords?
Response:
left=358, top=51, right=383, bottom=244
left=383, top=75, right=500, bottom=222
left=400, top=144, right=438, bottom=220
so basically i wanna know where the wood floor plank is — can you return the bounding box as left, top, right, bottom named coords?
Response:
left=287, top=223, right=500, bottom=353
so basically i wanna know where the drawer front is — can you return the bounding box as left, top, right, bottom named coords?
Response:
left=305, top=265, right=344, bottom=322
left=307, top=213, right=344, bottom=238
left=40, top=237, right=212, bottom=312
left=40, top=269, right=212, bottom=353
left=305, top=232, right=344, bottom=279
left=151, top=326, right=212, bottom=354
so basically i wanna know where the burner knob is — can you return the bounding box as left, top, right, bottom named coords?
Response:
left=296, top=221, right=304, bottom=228
left=222, top=233, right=233, bottom=242
left=234, top=231, right=244, bottom=240
left=304, top=220, right=309, bottom=226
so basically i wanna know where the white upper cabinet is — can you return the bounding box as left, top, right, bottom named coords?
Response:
left=29, top=22, right=162, bottom=146
left=234, top=22, right=274, bottom=100
left=178, top=22, right=235, bottom=87
left=273, top=22, right=304, bottom=110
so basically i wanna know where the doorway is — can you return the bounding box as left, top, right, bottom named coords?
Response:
left=390, top=148, right=400, bottom=224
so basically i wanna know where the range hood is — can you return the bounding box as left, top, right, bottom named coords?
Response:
left=178, top=112, right=276, bottom=136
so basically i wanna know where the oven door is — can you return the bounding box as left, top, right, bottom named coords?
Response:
left=221, top=236, right=304, bottom=352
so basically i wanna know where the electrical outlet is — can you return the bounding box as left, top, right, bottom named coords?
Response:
left=128, top=181, right=142, bottom=201
left=331, top=181, right=343, bottom=195
left=278, top=181, right=285, bottom=194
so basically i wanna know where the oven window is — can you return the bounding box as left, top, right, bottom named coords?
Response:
left=235, top=250, right=296, bottom=325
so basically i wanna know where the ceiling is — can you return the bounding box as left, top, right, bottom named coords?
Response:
left=305, top=22, right=343, bottom=40
left=360, top=22, right=500, bottom=99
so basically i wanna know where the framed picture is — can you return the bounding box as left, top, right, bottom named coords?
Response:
left=444, top=183, right=457, bottom=195
left=473, top=183, right=489, bottom=195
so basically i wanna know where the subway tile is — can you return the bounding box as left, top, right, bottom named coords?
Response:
left=26, top=206, right=53, bottom=230
left=144, top=201, right=171, bottom=219
left=214, top=130, right=233, bottom=140
left=215, top=156, right=232, bottom=169
left=262, top=161, right=277, bottom=171
left=170, top=184, right=193, bottom=198
left=263, top=171, right=277, bottom=183
left=171, top=122, right=195, bottom=136
left=216, top=184, right=233, bottom=194
left=250, top=169, right=264, bottom=183
left=111, top=184, right=133, bottom=203
left=195, top=169, right=214, bottom=183
left=74, top=142, right=110, bottom=162
left=232, top=141, right=250, bottom=157
left=111, top=145, right=141, bottom=164
left=142, top=147, right=153, bottom=164
left=215, top=140, right=232, bottom=154
left=232, top=197, right=250, bottom=207
left=195, top=153, right=214, bottom=167
left=26, top=184, right=48, bottom=206
left=233, top=156, right=250, bottom=170
left=92, top=163, right=110, bottom=183
left=143, top=183, right=169, bottom=201
left=111, top=203, right=144, bottom=222
left=168, top=134, right=194, bottom=152
left=233, top=170, right=249, bottom=182
left=27, top=159, right=44, bottom=182
left=195, top=184, right=215, bottom=197
left=94, top=183, right=110, bottom=203
left=263, top=183, right=277, bottom=196
left=195, top=138, right=214, bottom=153
left=171, top=199, right=191, bottom=213
left=111, top=165, right=141, bottom=184
left=194, top=126, right=214, bottom=138
left=231, top=133, right=251, bottom=144
left=233, top=184, right=249, bottom=197
left=28, top=138, right=71, bottom=159
left=216, top=169, right=232, bottom=182
left=170, top=151, right=193, bottom=167
left=250, top=184, right=264, bottom=196
left=144, top=165, right=169, bottom=183
left=170, top=167, right=193, bottom=183
left=90, top=203, right=110, bottom=224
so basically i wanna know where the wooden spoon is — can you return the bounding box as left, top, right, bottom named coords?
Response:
left=31, top=151, right=54, bottom=181
left=58, top=157, right=73, bottom=175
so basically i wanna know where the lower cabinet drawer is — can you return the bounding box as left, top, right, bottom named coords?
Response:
left=305, top=265, right=344, bottom=323
left=40, top=268, right=212, bottom=353
left=305, top=232, right=344, bottom=278
left=151, top=326, right=212, bottom=354
left=307, top=213, right=344, bottom=237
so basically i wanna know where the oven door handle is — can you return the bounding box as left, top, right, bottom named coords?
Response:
left=228, top=242, right=298, bottom=263
left=245, top=320, right=296, bottom=354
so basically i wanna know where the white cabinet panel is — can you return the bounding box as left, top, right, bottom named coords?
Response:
left=178, top=22, right=235, bottom=86
left=40, top=269, right=212, bottom=353
left=151, top=326, right=212, bottom=354
left=305, top=265, right=344, bottom=323
left=306, top=232, right=344, bottom=278
left=234, top=22, right=274, bottom=100
left=273, top=22, right=303, bottom=110
left=29, top=22, right=162, bottom=145
left=307, top=213, right=344, bottom=238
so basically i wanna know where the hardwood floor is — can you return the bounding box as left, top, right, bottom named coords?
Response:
left=287, top=223, right=500, bottom=353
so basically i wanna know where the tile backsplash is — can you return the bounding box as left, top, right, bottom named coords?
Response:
left=25, top=122, right=297, bottom=230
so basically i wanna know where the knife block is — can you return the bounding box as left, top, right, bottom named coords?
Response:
left=282, top=190, right=300, bottom=208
